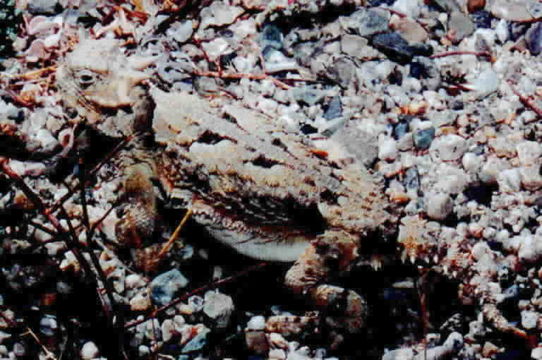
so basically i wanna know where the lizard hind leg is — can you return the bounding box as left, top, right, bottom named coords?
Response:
left=267, top=230, right=367, bottom=343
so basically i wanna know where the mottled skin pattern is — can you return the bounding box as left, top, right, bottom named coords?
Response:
left=56, top=39, right=397, bottom=337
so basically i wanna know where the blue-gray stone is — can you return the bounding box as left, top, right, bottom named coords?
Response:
left=371, top=32, right=414, bottom=64
left=357, top=9, right=389, bottom=37
left=182, top=328, right=210, bottom=353
left=526, top=23, right=542, bottom=55
left=323, top=96, right=342, bottom=120
left=292, top=86, right=326, bottom=106
left=150, top=269, right=188, bottom=306
left=413, top=127, right=435, bottom=150
left=260, top=25, right=283, bottom=50
left=404, top=167, right=420, bottom=191
left=393, top=120, right=409, bottom=139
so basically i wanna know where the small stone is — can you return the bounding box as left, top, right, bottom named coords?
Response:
left=382, top=348, right=414, bottom=360
left=426, top=192, right=453, bottom=220
left=150, top=269, right=189, bottom=306
left=490, top=0, right=542, bottom=22
left=340, top=34, right=368, bottom=57
left=409, top=57, right=440, bottom=89
left=413, top=127, right=435, bottom=150
left=201, top=38, right=231, bottom=61
left=125, top=274, right=146, bottom=289
left=471, top=11, right=493, bottom=29
left=292, top=86, right=326, bottom=106
left=356, top=9, right=389, bottom=37
left=521, top=310, right=539, bottom=329
left=203, top=291, right=235, bottom=328
left=520, top=166, right=542, bottom=190
left=430, top=134, right=467, bottom=161
left=404, top=167, right=420, bottom=190
left=260, top=25, right=283, bottom=50
left=246, top=315, right=266, bottom=331
left=167, top=21, right=194, bottom=44
left=161, top=319, right=176, bottom=342
left=465, top=69, right=499, bottom=98
left=13, top=342, right=26, bottom=357
left=323, top=96, right=342, bottom=120
left=81, top=341, right=99, bottom=360
left=517, top=141, right=542, bottom=166
left=182, top=327, right=210, bottom=353
left=448, top=11, right=475, bottom=43
left=39, top=315, right=57, bottom=337
left=371, top=32, right=414, bottom=64
left=28, top=0, right=59, bottom=15
left=390, top=17, right=428, bottom=43
left=130, top=292, right=152, bottom=311
left=532, top=347, right=542, bottom=360
left=269, top=348, right=287, bottom=360
left=467, top=0, right=486, bottom=13
left=379, top=136, right=398, bottom=161
left=264, top=49, right=298, bottom=73
left=200, top=2, right=243, bottom=27
left=497, top=168, right=522, bottom=193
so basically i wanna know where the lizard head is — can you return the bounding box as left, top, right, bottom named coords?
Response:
left=56, top=38, right=156, bottom=137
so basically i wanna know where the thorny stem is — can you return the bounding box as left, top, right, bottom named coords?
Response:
left=124, top=262, right=268, bottom=329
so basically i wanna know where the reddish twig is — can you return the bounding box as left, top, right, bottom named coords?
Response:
left=507, top=80, right=542, bottom=118
left=430, top=51, right=493, bottom=61
left=192, top=70, right=291, bottom=90
left=125, top=262, right=268, bottom=329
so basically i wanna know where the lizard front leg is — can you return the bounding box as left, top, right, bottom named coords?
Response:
left=267, top=230, right=367, bottom=344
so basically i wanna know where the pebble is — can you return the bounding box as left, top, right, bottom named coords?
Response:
left=497, top=168, right=522, bottom=193
left=200, top=2, right=243, bottom=28
left=465, top=69, right=499, bottom=98
left=532, top=347, right=542, bottom=360
left=28, top=0, right=59, bottom=15
left=426, top=192, right=453, bottom=220
left=371, top=32, right=415, bottom=64
left=182, top=327, right=210, bottom=353
left=260, top=25, right=283, bottom=50
left=167, top=21, right=194, bottom=44
left=521, top=310, right=539, bottom=329
left=246, top=315, right=266, bottom=331
left=203, top=291, right=235, bottom=328
left=323, top=96, right=342, bottom=120
left=379, top=136, right=398, bottom=161
left=81, top=341, right=99, bottom=360
left=150, top=269, right=189, bottom=306
left=356, top=9, right=389, bottom=37
left=39, top=315, right=57, bottom=337
left=130, top=292, right=152, bottom=311
left=448, top=11, right=475, bottom=43
left=520, top=166, right=542, bottom=191
left=340, top=34, right=368, bottom=57
left=264, top=49, right=298, bottom=73
left=413, top=127, right=436, bottom=150
left=430, top=134, right=467, bottom=161
left=516, top=141, right=541, bottom=166
left=390, top=16, right=428, bottom=43
left=490, top=0, right=542, bottom=22
left=201, top=38, right=231, bottom=61
left=382, top=348, right=414, bottom=360
left=161, top=319, right=176, bottom=342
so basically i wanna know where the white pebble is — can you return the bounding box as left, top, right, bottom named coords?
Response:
left=497, top=168, right=522, bottom=193
left=521, top=310, right=539, bottom=330
left=426, top=192, right=453, bottom=220
left=378, top=136, right=398, bottom=161
left=246, top=315, right=266, bottom=331
left=516, top=141, right=542, bottom=166
left=430, top=134, right=467, bottom=161
left=81, top=341, right=99, bottom=360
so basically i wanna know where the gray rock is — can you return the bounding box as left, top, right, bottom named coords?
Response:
left=260, top=25, right=283, bottom=51
left=357, top=9, right=389, bottom=37
left=527, top=23, right=542, bottom=55
left=323, top=96, right=342, bottom=120
left=340, top=34, right=368, bottom=57
left=292, top=86, right=326, bottom=106
left=430, top=134, right=467, bottom=161
left=167, top=21, right=194, bottom=44
left=371, top=32, right=414, bottom=64
left=521, top=310, right=539, bottom=329
left=150, top=269, right=189, bottom=306
left=448, top=11, right=475, bottom=43
left=39, top=315, right=57, bottom=337
left=28, top=0, right=59, bottom=15
left=203, top=291, right=234, bottom=328
left=426, top=192, right=453, bottom=220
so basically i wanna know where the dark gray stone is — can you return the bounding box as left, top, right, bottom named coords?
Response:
left=371, top=32, right=414, bottom=64
left=150, top=269, right=188, bottom=306
left=413, top=127, right=435, bottom=150
left=323, top=96, right=342, bottom=120
left=527, top=23, right=542, bottom=55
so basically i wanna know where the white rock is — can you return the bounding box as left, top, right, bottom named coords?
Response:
left=246, top=315, right=266, bottom=331
left=430, top=134, right=466, bottom=161
left=532, top=347, right=542, bottom=360
left=378, top=136, right=398, bottom=161
left=161, top=319, right=176, bottom=342
left=201, top=38, right=230, bottom=61
left=521, top=310, right=539, bottom=330
left=200, top=1, right=243, bottom=27
left=382, top=348, right=414, bottom=360
left=497, top=168, right=522, bottom=193
left=81, top=341, right=99, bottom=360
left=130, top=292, right=151, bottom=311
left=495, top=19, right=509, bottom=43
left=465, top=69, right=500, bottom=99
left=520, top=166, right=542, bottom=190
left=516, top=141, right=541, bottom=166
left=340, top=34, right=367, bottom=57
left=392, top=0, right=421, bottom=18
left=125, top=274, right=146, bottom=289
left=479, top=157, right=509, bottom=184
left=462, top=152, right=482, bottom=173
left=203, top=291, right=234, bottom=328
left=269, top=348, right=287, bottom=360
left=167, top=21, right=193, bottom=44
left=426, top=192, right=453, bottom=220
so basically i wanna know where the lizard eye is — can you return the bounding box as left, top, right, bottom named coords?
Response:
left=76, top=69, right=97, bottom=88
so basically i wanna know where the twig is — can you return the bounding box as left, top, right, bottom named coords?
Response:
left=157, top=209, right=192, bottom=259
left=0, top=66, right=57, bottom=80
left=22, top=327, right=58, bottom=360
left=507, top=80, right=542, bottom=118
left=430, top=51, right=493, bottom=60
left=125, top=262, right=268, bottom=329
left=192, top=70, right=291, bottom=90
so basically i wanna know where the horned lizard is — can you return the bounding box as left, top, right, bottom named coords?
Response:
left=55, top=38, right=397, bottom=337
